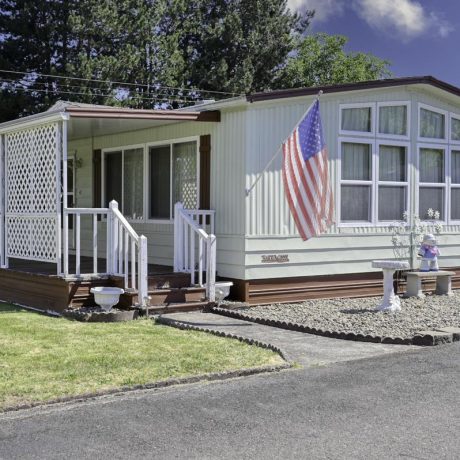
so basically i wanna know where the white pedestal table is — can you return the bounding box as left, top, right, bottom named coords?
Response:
left=372, top=260, right=410, bottom=313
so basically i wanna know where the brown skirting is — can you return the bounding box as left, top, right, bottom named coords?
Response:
left=225, top=268, right=460, bottom=305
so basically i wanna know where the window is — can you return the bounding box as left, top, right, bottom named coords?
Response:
left=450, top=115, right=460, bottom=143
left=340, top=104, right=373, bottom=135
left=377, top=103, right=409, bottom=138
left=148, top=140, right=198, bottom=220
left=418, top=147, right=446, bottom=220
left=377, top=144, right=408, bottom=221
left=450, top=150, right=460, bottom=220
left=104, top=147, right=144, bottom=219
left=419, top=106, right=446, bottom=140
left=340, top=142, right=372, bottom=222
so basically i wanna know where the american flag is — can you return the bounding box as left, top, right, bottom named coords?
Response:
left=282, top=100, right=334, bottom=241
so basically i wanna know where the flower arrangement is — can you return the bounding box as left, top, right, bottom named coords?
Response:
left=390, top=209, right=443, bottom=269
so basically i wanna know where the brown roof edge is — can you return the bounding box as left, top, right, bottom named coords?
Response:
left=246, top=76, right=460, bottom=103
left=65, top=107, right=220, bottom=122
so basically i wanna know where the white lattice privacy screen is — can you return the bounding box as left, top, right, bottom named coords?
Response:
left=5, top=123, right=61, bottom=262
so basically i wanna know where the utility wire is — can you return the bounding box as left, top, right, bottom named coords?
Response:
left=0, top=69, right=241, bottom=97
left=0, top=83, right=193, bottom=105
left=0, top=77, right=196, bottom=103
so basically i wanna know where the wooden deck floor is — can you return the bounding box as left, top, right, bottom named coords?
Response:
left=8, top=257, right=173, bottom=277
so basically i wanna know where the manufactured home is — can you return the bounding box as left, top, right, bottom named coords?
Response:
left=1, top=76, right=460, bottom=312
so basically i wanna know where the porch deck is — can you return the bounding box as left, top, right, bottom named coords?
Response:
left=8, top=257, right=173, bottom=277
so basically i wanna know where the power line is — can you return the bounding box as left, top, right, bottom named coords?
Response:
left=0, top=82, right=194, bottom=105
left=0, top=69, right=240, bottom=97
left=0, top=76, right=197, bottom=102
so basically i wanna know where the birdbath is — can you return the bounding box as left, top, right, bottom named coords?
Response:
left=371, top=260, right=409, bottom=313
left=90, top=287, right=125, bottom=312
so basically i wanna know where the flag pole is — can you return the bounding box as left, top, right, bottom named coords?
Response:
left=245, top=90, right=323, bottom=197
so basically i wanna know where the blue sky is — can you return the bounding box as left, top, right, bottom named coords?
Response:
left=288, top=0, right=459, bottom=87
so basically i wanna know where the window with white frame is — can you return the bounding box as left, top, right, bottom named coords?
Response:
left=104, top=147, right=144, bottom=219
left=450, top=149, right=460, bottom=220
left=378, top=103, right=409, bottom=138
left=377, top=143, right=408, bottom=221
left=450, top=115, right=460, bottom=143
left=340, top=104, right=373, bottom=134
left=418, top=146, right=446, bottom=220
left=149, top=140, right=198, bottom=220
left=340, top=141, right=373, bottom=222
left=339, top=101, right=410, bottom=225
left=419, top=106, right=446, bottom=140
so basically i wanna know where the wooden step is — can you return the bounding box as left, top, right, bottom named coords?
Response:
left=119, top=286, right=206, bottom=308
left=68, top=279, right=114, bottom=308
left=146, top=301, right=210, bottom=315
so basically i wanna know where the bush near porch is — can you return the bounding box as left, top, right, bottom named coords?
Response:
left=0, top=304, right=282, bottom=411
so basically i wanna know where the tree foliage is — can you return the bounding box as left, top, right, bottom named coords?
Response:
left=0, top=2, right=392, bottom=121
left=277, top=33, right=391, bottom=89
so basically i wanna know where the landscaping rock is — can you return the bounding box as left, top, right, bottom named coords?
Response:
left=63, top=307, right=138, bottom=322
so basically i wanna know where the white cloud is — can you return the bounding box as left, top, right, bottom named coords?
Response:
left=354, top=0, right=453, bottom=40
left=287, top=0, right=345, bottom=22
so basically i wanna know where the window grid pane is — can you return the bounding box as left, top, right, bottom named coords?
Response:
left=420, top=108, right=445, bottom=139
left=451, top=188, right=460, bottom=220
left=379, top=106, right=407, bottom=136
left=419, top=187, right=444, bottom=220
left=419, top=148, right=444, bottom=183
left=123, top=148, right=144, bottom=219
left=379, top=145, right=406, bottom=182
left=149, top=146, right=171, bottom=219
left=341, top=107, right=371, bottom=132
left=451, top=118, right=460, bottom=141
left=451, top=151, right=460, bottom=184
left=341, top=143, right=371, bottom=181
left=173, top=142, right=198, bottom=210
left=341, top=185, right=371, bottom=222
left=378, top=186, right=406, bottom=221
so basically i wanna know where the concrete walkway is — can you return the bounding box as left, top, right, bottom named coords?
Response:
left=159, top=311, right=417, bottom=367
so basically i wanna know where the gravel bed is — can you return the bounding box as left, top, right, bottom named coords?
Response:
left=219, top=294, right=460, bottom=340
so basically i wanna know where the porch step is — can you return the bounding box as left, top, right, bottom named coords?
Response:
left=68, top=279, right=113, bottom=308
left=148, top=273, right=191, bottom=289
left=145, top=301, right=211, bottom=315
left=118, top=286, right=206, bottom=308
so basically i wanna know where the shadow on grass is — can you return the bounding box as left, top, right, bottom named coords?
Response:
left=0, top=303, right=26, bottom=313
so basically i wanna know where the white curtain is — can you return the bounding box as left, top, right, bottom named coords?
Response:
left=452, top=118, right=460, bottom=141
left=341, top=143, right=371, bottom=180
left=379, top=186, right=405, bottom=221
left=123, top=148, right=144, bottom=219
left=379, top=106, right=407, bottom=136
left=451, top=189, right=460, bottom=220
left=452, top=151, right=460, bottom=184
left=420, top=108, right=445, bottom=139
left=173, top=141, right=197, bottom=210
left=419, top=187, right=444, bottom=219
left=341, top=185, right=370, bottom=221
left=419, top=148, right=444, bottom=183
left=341, top=107, right=371, bottom=132
left=379, top=145, right=406, bottom=181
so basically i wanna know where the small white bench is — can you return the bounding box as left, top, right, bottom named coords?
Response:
left=405, top=271, right=455, bottom=298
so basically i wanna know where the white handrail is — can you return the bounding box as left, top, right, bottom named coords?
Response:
left=174, top=202, right=216, bottom=302
left=63, top=200, right=149, bottom=308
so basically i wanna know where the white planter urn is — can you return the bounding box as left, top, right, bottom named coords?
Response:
left=90, top=287, right=125, bottom=312
left=215, top=281, right=233, bottom=302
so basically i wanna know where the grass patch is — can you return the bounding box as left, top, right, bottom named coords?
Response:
left=0, top=304, right=283, bottom=410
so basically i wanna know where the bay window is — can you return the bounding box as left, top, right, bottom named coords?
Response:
left=450, top=149, right=460, bottom=220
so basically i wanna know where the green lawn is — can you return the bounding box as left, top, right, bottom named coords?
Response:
left=0, top=304, right=283, bottom=411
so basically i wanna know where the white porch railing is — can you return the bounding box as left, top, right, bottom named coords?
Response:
left=63, top=200, right=149, bottom=307
left=174, top=202, right=216, bottom=302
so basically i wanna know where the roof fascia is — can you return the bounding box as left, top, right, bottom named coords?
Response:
left=0, top=112, right=69, bottom=134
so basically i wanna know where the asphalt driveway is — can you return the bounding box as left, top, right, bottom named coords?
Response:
left=0, top=342, right=458, bottom=460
